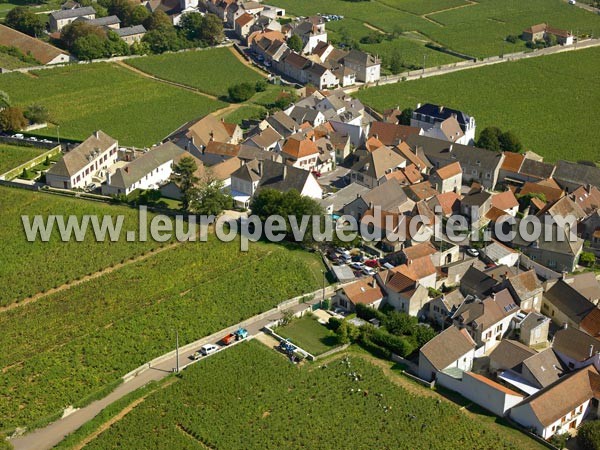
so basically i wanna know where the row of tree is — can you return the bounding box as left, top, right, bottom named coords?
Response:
left=476, top=126, right=523, bottom=153
left=0, top=92, right=50, bottom=133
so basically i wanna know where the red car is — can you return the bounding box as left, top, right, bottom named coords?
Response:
left=364, top=259, right=379, bottom=268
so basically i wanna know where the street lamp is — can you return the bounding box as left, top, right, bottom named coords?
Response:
left=175, top=329, right=179, bottom=373
left=321, top=269, right=326, bottom=308
left=56, top=125, right=60, bottom=147
left=422, top=54, right=427, bottom=75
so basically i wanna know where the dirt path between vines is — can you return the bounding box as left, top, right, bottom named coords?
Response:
left=0, top=242, right=180, bottom=314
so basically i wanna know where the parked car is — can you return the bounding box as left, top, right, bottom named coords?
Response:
left=351, top=254, right=364, bottom=263
left=350, top=262, right=365, bottom=270
left=362, top=266, right=376, bottom=276
left=13, top=133, right=24, bottom=139
left=221, top=328, right=248, bottom=345
left=466, top=247, right=480, bottom=257
left=340, top=254, right=352, bottom=263
left=84, top=183, right=97, bottom=192
left=365, top=259, right=379, bottom=268
left=191, top=343, right=219, bottom=359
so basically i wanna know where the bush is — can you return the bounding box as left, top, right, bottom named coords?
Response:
left=255, top=79, right=268, bottom=92
left=358, top=334, right=392, bottom=359
left=578, top=421, right=600, bottom=450
left=228, top=82, right=256, bottom=103
left=355, top=303, right=386, bottom=323
left=580, top=252, right=596, bottom=268
left=506, top=35, right=518, bottom=44
left=328, top=317, right=343, bottom=332
left=371, top=327, right=415, bottom=357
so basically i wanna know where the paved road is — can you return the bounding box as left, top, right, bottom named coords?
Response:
left=10, top=287, right=333, bottom=450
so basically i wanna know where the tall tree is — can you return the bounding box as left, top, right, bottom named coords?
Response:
left=477, top=126, right=502, bottom=152
left=199, top=13, right=224, bottom=45
left=499, top=130, right=523, bottom=153
left=398, top=107, right=413, bottom=125
left=287, top=34, right=303, bottom=53
left=5, top=7, right=45, bottom=37
left=129, top=4, right=150, bottom=26
left=0, top=107, right=28, bottom=133
left=173, top=156, right=199, bottom=211
left=179, top=12, right=205, bottom=41
left=0, top=91, right=10, bottom=109
left=191, top=176, right=231, bottom=215
left=142, top=10, right=172, bottom=31
left=388, top=50, right=403, bottom=74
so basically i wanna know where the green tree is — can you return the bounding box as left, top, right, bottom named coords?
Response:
left=61, top=21, right=105, bottom=49
left=179, top=11, right=204, bottom=41
left=383, top=311, right=417, bottom=336
left=143, top=10, right=172, bottom=31
left=255, top=79, right=268, bottom=92
left=0, top=91, right=10, bottom=109
left=72, top=34, right=108, bottom=60
left=544, top=33, right=558, bottom=47
left=142, top=27, right=181, bottom=53
left=105, top=30, right=130, bottom=56
left=103, top=0, right=136, bottom=25
left=130, top=40, right=150, bottom=55
left=228, top=82, right=256, bottom=102
left=499, top=130, right=523, bottom=153
left=191, top=177, right=231, bottom=215
left=129, top=4, right=150, bottom=25
left=5, top=6, right=45, bottom=37
left=578, top=420, right=600, bottom=450
left=580, top=252, right=596, bottom=267
left=0, top=107, right=28, bottom=133
left=388, top=50, right=403, bottom=74
left=398, top=107, right=413, bottom=125
left=287, top=34, right=303, bottom=52
left=199, top=13, right=223, bottom=45
left=173, top=156, right=198, bottom=211
left=477, top=126, right=502, bottom=152
left=24, top=103, right=50, bottom=124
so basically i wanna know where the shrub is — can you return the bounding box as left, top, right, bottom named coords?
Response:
left=578, top=421, right=600, bottom=450
left=355, top=303, right=386, bottom=323
left=506, top=35, right=518, bottom=44
left=255, top=79, right=268, bottom=92
left=228, top=82, right=255, bottom=103
left=328, top=317, right=343, bottom=332
left=580, top=252, right=596, bottom=267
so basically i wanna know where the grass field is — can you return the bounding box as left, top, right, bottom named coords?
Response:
left=77, top=341, right=545, bottom=450
left=270, top=0, right=600, bottom=58
left=0, top=52, right=31, bottom=70
left=0, top=144, right=44, bottom=175
left=0, top=187, right=167, bottom=306
left=125, top=47, right=265, bottom=98
left=223, top=104, right=267, bottom=125
left=0, top=63, right=226, bottom=147
left=0, top=234, right=325, bottom=431
left=275, top=314, right=338, bottom=355
left=356, top=46, right=600, bottom=163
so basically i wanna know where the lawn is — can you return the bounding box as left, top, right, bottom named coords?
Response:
left=0, top=144, right=44, bottom=175
left=0, top=63, right=226, bottom=147
left=77, top=341, right=545, bottom=450
left=275, top=314, right=339, bottom=355
left=0, top=51, right=31, bottom=70
left=356, top=46, right=600, bottom=163
left=269, top=0, right=600, bottom=58
left=223, top=104, right=267, bottom=125
left=125, top=47, right=265, bottom=98
left=0, top=0, right=60, bottom=19
left=0, top=237, right=325, bottom=431
left=0, top=186, right=165, bottom=306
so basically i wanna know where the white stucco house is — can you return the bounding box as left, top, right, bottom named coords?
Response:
left=46, top=131, right=118, bottom=190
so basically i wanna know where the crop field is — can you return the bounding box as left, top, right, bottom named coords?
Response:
left=0, top=187, right=166, bottom=306
left=0, top=52, right=31, bottom=70
left=0, top=63, right=226, bottom=147
left=275, top=314, right=338, bottom=355
left=0, top=144, right=44, bottom=174
left=223, top=104, right=267, bottom=125
left=125, top=47, right=265, bottom=98
left=0, top=237, right=325, bottom=431
left=79, top=342, right=544, bottom=450
left=356, top=46, right=600, bottom=163
left=269, top=0, right=600, bottom=58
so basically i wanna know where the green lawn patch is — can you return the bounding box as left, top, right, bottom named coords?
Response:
left=356, top=46, right=600, bottom=163
left=275, top=314, right=339, bottom=355
left=223, top=104, right=266, bottom=125
left=0, top=144, right=44, bottom=175
left=125, top=47, right=265, bottom=98
left=0, top=63, right=226, bottom=147
left=76, top=341, right=545, bottom=450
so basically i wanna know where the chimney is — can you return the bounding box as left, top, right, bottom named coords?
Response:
left=373, top=133, right=379, bottom=140
left=439, top=106, right=444, bottom=113
left=124, top=166, right=129, bottom=173
left=257, top=160, right=263, bottom=176
left=370, top=278, right=376, bottom=288
left=221, top=117, right=225, bottom=123
left=563, top=322, right=568, bottom=330
left=449, top=144, right=453, bottom=152
left=282, top=165, right=287, bottom=179
left=94, top=131, right=100, bottom=139
left=590, top=345, right=596, bottom=358
left=561, top=271, right=568, bottom=281
left=417, top=103, right=421, bottom=109
left=209, top=131, right=214, bottom=142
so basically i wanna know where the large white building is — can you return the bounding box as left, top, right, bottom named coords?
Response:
left=102, top=142, right=184, bottom=196
left=46, top=131, right=118, bottom=189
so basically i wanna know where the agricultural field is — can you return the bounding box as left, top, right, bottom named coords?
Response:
left=125, top=47, right=265, bottom=98
left=0, top=63, right=226, bottom=147
left=356, top=46, right=600, bottom=163
left=0, top=144, right=45, bottom=175
left=0, top=237, right=325, bottom=431
left=0, top=52, right=31, bottom=70
left=0, top=187, right=167, bottom=306
left=78, top=342, right=544, bottom=450
left=223, top=104, right=267, bottom=125
left=275, top=314, right=339, bottom=355
left=270, top=0, right=600, bottom=58
left=0, top=0, right=60, bottom=19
